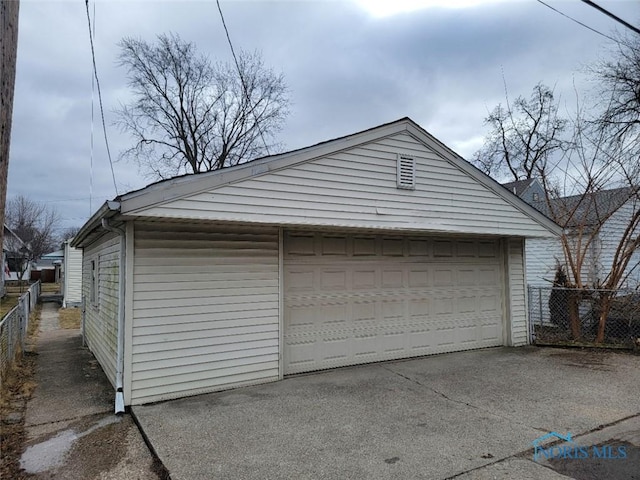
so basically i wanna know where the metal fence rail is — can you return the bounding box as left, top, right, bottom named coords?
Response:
left=0, top=281, right=41, bottom=385
left=528, top=285, right=640, bottom=347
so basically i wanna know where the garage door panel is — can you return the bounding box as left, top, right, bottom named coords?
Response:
left=285, top=269, right=314, bottom=291
left=284, top=232, right=504, bottom=375
left=353, top=270, right=376, bottom=289
left=320, top=270, right=347, bottom=290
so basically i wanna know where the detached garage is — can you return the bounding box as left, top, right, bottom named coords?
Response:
left=72, top=118, right=561, bottom=410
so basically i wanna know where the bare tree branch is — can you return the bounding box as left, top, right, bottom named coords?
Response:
left=472, top=83, right=567, bottom=182
left=116, top=33, right=290, bottom=180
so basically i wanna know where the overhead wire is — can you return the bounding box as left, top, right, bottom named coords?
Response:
left=535, top=0, right=618, bottom=43
left=84, top=0, right=119, bottom=196
left=88, top=0, right=95, bottom=214
left=215, top=0, right=271, bottom=156
left=579, top=0, right=640, bottom=36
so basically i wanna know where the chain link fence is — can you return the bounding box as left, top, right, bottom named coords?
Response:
left=0, top=281, right=41, bottom=385
left=528, top=285, right=640, bottom=347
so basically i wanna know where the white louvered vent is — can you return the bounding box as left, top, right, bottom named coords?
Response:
left=396, top=154, right=416, bottom=190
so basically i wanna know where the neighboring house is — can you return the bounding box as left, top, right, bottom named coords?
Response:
left=72, top=118, right=561, bottom=410
left=502, top=178, right=545, bottom=205
left=33, top=249, right=63, bottom=282
left=62, top=240, right=82, bottom=307
left=506, top=182, right=640, bottom=287
left=2, top=223, right=31, bottom=285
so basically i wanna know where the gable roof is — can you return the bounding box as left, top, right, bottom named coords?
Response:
left=502, top=179, right=535, bottom=197
left=532, top=187, right=633, bottom=228
left=73, top=118, right=562, bottom=247
left=3, top=224, right=28, bottom=253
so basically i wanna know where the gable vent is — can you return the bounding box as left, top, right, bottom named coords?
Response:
left=397, top=154, right=416, bottom=190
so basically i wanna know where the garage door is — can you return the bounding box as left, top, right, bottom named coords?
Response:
left=283, top=232, right=504, bottom=374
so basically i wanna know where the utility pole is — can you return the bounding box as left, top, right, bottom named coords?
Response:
left=1, top=1, right=20, bottom=295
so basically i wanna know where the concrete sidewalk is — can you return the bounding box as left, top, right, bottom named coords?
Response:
left=19, top=303, right=160, bottom=479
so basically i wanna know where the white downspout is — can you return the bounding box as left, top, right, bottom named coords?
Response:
left=101, top=218, right=126, bottom=414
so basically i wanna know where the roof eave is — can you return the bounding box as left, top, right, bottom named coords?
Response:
left=71, top=201, right=121, bottom=248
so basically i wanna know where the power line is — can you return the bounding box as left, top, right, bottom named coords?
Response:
left=84, top=0, right=119, bottom=196
left=215, top=0, right=271, bottom=156
left=88, top=0, right=95, bottom=215
left=579, top=0, right=640, bottom=36
left=536, top=0, right=618, bottom=43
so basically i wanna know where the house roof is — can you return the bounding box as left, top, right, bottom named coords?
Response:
left=40, top=249, right=64, bottom=259
left=533, top=187, right=633, bottom=228
left=3, top=224, right=28, bottom=253
left=72, top=117, right=563, bottom=247
left=502, top=179, right=536, bottom=197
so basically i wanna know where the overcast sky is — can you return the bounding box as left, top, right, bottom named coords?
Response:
left=7, top=0, right=639, bottom=232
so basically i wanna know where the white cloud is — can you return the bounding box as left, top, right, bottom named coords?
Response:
left=352, top=0, right=523, bottom=17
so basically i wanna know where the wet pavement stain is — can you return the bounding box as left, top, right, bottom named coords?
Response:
left=20, top=415, right=121, bottom=474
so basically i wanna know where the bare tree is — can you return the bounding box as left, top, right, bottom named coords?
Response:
left=117, top=33, right=290, bottom=180
left=592, top=34, right=640, bottom=160
left=473, top=83, right=567, bottom=182
left=60, top=226, right=81, bottom=243
left=5, top=196, right=60, bottom=262
left=477, top=81, right=640, bottom=343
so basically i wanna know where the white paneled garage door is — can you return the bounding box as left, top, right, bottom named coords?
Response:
left=283, top=232, right=504, bottom=374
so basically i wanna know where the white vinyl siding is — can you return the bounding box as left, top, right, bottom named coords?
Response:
left=507, top=238, right=529, bottom=346
left=131, top=132, right=554, bottom=238
left=130, top=222, right=279, bottom=405
left=82, top=232, right=120, bottom=387
left=284, top=232, right=505, bottom=374
left=527, top=200, right=640, bottom=288
left=597, top=202, right=640, bottom=288
left=526, top=237, right=565, bottom=286
left=63, top=242, right=82, bottom=307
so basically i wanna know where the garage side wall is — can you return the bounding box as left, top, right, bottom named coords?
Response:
left=82, top=232, right=120, bottom=387
left=130, top=222, right=280, bottom=405
left=507, top=237, right=529, bottom=346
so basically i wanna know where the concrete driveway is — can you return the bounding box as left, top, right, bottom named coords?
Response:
left=133, top=347, right=640, bottom=480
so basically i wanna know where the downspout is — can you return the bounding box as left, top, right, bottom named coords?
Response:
left=101, top=218, right=126, bottom=414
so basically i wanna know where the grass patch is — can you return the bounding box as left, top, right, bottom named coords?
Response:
left=0, top=294, right=20, bottom=318
left=59, top=307, right=81, bottom=329
left=27, top=304, right=42, bottom=338
left=40, top=283, right=61, bottom=294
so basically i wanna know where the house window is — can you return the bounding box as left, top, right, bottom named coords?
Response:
left=397, top=154, right=416, bottom=190
left=532, top=192, right=540, bottom=202
left=90, top=259, right=98, bottom=306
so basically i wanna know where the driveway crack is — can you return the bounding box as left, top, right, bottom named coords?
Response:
left=380, top=364, right=548, bottom=433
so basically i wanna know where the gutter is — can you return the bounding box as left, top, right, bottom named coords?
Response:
left=71, top=201, right=121, bottom=248
left=101, top=217, right=126, bottom=414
